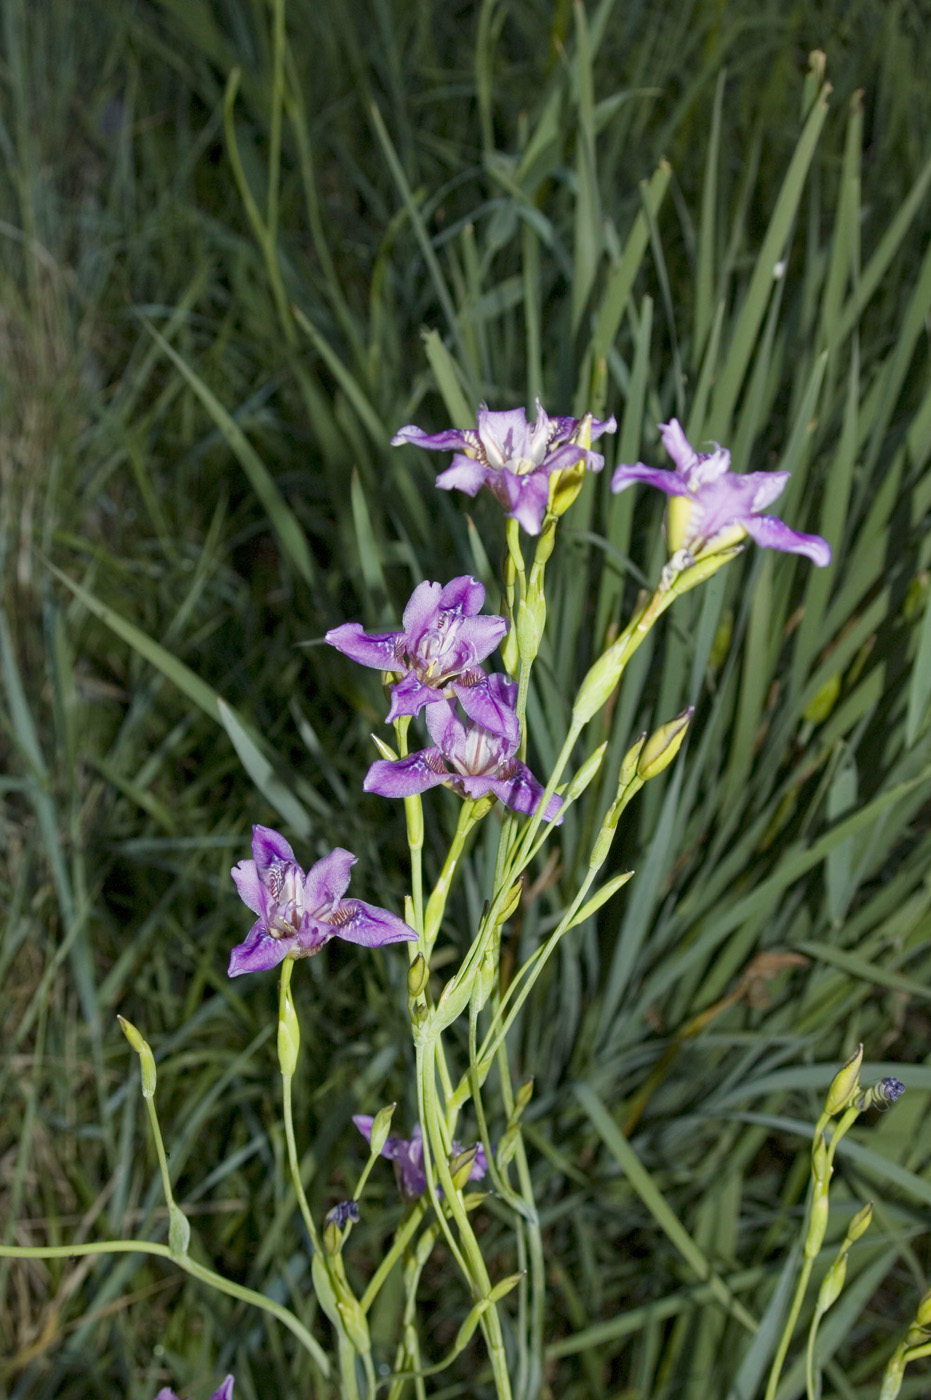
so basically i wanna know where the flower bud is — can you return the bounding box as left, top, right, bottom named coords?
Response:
left=516, top=595, right=546, bottom=662
left=916, top=1285, right=931, bottom=1328
left=323, top=1220, right=342, bottom=1257
left=812, top=1132, right=830, bottom=1185
left=572, top=870, right=635, bottom=926
left=846, top=1201, right=873, bottom=1243
left=815, top=1253, right=847, bottom=1313
left=805, top=1190, right=829, bottom=1259
left=549, top=458, right=587, bottom=517
left=277, top=984, right=300, bottom=1077
left=168, top=1202, right=190, bottom=1258
left=488, top=1271, right=524, bottom=1303
left=371, top=733, right=398, bottom=761
left=449, top=1145, right=479, bottom=1192
left=471, top=947, right=497, bottom=1015
left=824, top=1044, right=863, bottom=1115
left=637, top=707, right=693, bottom=781
left=408, top=953, right=429, bottom=999
left=515, top=1077, right=534, bottom=1114
left=495, top=1124, right=521, bottom=1171
left=118, top=1016, right=157, bottom=1099
left=618, top=734, right=647, bottom=789
left=368, top=1103, right=396, bottom=1158
left=337, top=1294, right=371, bottom=1355
left=573, top=641, right=627, bottom=726
left=454, top=1299, right=488, bottom=1352
left=565, top=743, right=608, bottom=804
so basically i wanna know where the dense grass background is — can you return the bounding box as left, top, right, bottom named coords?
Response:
left=3, top=0, right=931, bottom=1396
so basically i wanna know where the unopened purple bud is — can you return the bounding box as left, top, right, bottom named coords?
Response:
left=877, top=1077, right=905, bottom=1104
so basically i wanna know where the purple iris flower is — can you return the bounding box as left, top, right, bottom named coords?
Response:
left=353, top=1116, right=488, bottom=1199
left=362, top=673, right=561, bottom=822
left=155, top=1380, right=234, bottom=1400
left=392, top=401, right=617, bottom=536
left=229, top=826, right=417, bottom=977
left=610, top=419, right=831, bottom=566
left=325, top=576, right=511, bottom=735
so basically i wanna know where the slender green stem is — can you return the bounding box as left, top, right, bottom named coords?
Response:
left=360, top=1201, right=427, bottom=1314
left=143, top=1092, right=175, bottom=1212
left=420, top=1037, right=513, bottom=1399
left=423, top=800, right=482, bottom=957
left=0, top=1240, right=329, bottom=1374
left=278, top=961, right=321, bottom=1254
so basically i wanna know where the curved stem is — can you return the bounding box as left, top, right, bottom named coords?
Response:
left=0, top=1239, right=329, bottom=1375
left=360, top=1201, right=428, bottom=1314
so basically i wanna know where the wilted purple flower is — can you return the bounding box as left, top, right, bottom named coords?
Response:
left=229, top=826, right=417, bottom=977
left=610, top=419, right=831, bottom=566
left=363, top=674, right=561, bottom=821
left=392, top=401, right=617, bottom=536
left=325, top=576, right=512, bottom=735
left=155, top=1380, right=234, bottom=1400
left=325, top=1199, right=360, bottom=1229
left=353, top=1116, right=487, bottom=1199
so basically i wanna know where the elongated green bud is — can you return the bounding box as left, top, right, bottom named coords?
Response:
left=454, top=1299, right=489, bottom=1352
left=168, top=1202, right=190, bottom=1257
left=815, top=1252, right=847, bottom=1313
left=515, top=1077, right=534, bottom=1114
left=449, top=1145, right=479, bottom=1191
left=812, top=1132, right=830, bottom=1185
left=337, top=1294, right=371, bottom=1355
left=517, top=594, right=546, bottom=661
left=408, top=953, right=429, bottom=998
left=488, top=1272, right=524, bottom=1303
left=573, top=642, right=626, bottom=726
left=847, top=1200, right=873, bottom=1243
left=118, top=1016, right=157, bottom=1098
left=806, top=1190, right=829, bottom=1259
left=277, top=983, right=300, bottom=1077
left=572, top=870, right=635, bottom=926
left=619, top=734, right=647, bottom=789
left=471, top=947, right=497, bottom=1015
left=825, top=1044, right=863, bottom=1115
left=637, top=707, right=693, bottom=780
left=496, top=1124, right=521, bottom=1171
left=368, top=1103, right=396, bottom=1158
left=323, top=1220, right=342, bottom=1257
left=549, top=458, right=587, bottom=516
left=915, top=1285, right=931, bottom=1328
left=565, top=743, right=608, bottom=804
left=371, top=733, right=398, bottom=761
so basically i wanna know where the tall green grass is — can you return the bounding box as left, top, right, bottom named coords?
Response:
left=2, top=0, right=931, bottom=1395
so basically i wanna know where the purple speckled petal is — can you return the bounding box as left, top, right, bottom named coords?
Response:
left=437, top=575, right=485, bottom=616
left=325, top=622, right=401, bottom=671
left=391, top=424, right=473, bottom=452
left=503, top=473, right=550, bottom=535
left=746, top=470, right=791, bottom=513
left=231, top=859, right=266, bottom=917
left=470, top=1142, right=488, bottom=1180
left=364, top=751, right=449, bottom=798
left=331, top=899, right=418, bottom=947
left=385, top=673, right=444, bottom=721
left=452, top=672, right=520, bottom=743
left=611, top=463, right=691, bottom=497
left=228, top=922, right=294, bottom=977
left=251, top=824, right=297, bottom=880
left=688, top=447, right=732, bottom=488
left=400, top=580, right=443, bottom=639
left=303, top=848, right=356, bottom=915
left=425, top=698, right=467, bottom=751
left=489, top=766, right=563, bottom=821
left=539, top=442, right=607, bottom=477
left=436, top=456, right=489, bottom=497
left=476, top=405, right=534, bottom=466
left=742, top=514, right=832, bottom=565
left=658, top=419, right=699, bottom=474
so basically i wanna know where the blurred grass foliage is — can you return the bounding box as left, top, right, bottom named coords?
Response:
left=2, top=0, right=931, bottom=1395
